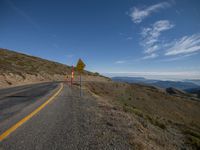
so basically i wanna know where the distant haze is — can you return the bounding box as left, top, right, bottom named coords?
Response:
left=103, top=71, right=200, bottom=81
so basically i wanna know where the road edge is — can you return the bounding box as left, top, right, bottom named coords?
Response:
left=0, top=83, right=64, bottom=142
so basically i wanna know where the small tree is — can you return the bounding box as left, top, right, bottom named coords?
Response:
left=94, top=72, right=99, bottom=76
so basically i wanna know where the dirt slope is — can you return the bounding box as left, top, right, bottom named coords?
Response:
left=0, top=48, right=109, bottom=88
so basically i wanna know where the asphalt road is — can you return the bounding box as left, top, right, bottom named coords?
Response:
left=0, top=82, right=59, bottom=123
left=0, top=82, right=131, bottom=150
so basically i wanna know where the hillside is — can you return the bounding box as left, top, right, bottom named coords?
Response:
left=84, top=81, right=200, bottom=149
left=0, top=48, right=109, bottom=88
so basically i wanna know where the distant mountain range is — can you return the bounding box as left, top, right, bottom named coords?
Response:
left=185, top=87, right=200, bottom=98
left=152, top=81, right=199, bottom=90
left=183, top=79, right=200, bottom=86
left=112, top=77, right=157, bottom=84
left=112, top=77, right=200, bottom=91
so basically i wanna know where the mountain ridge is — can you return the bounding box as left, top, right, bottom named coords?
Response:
left=112, top=76, right=200, bottom=90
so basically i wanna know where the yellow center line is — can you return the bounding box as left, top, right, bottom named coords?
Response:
left=0, top=83, right=64, bottom=142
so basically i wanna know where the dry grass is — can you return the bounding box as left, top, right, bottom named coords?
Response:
left=0, top=48, right=110, bottom=88
left=85, top=81, right=200, bottom=149
left=0, top=48, right=71, bottom=75
left=0, top=48, right=107, bottom=76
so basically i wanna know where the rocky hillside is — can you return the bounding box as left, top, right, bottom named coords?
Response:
left=0, top=48, right=109, bottom=88
left=84, top=81, right=200, bottom=149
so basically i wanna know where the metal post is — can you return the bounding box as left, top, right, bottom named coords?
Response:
left=80, top=73, right=82, bottom=97
left=71, top=66, right=74, bottom=86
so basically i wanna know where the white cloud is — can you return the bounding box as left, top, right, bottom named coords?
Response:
left=153, top=20, right=174, bottom=33
left=145, top=45, right=159, bottom=54
left=161, top=53, right=198, bottom=62
left=142, top=53, right=158, bottom=59
left=141, top=20, right=174, bottom=54
left=130, top=2, right=170, bottom=23
left=165, top=34, right=200, bottom=56
left=115, top=60, right=126, bottom=64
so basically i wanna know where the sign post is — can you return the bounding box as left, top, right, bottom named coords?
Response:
left=71, top=66, right=74, bottom=86
left=76, top=59, right=86, bottom=97
left=80, top=72, right=82, bottom=96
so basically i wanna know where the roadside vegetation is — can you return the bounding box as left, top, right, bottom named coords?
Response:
left=85, top=81, right=200, bottom=149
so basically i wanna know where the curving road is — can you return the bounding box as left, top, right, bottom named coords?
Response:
left=0, top=82, right=132, bottom=150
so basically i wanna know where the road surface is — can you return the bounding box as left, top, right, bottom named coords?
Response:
left=0, top=82, right=131, bottom=150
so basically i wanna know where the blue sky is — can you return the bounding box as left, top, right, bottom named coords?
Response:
left=0, top=0, right=200, bottom=80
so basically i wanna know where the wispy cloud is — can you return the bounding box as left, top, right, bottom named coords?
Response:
left=142, top=53, right=158, bottom=59
left=165, top=34, right=200, bottom=56
left=141, top=20, right=174, bottom=55
left=115, top=60, right=126, bottom=64
left=161, top=53, right=198, bottom=62
left=130, top=2, right=170, bottom=24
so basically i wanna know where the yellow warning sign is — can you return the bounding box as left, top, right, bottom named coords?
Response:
left=76, top=59, right=86, bottom=72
